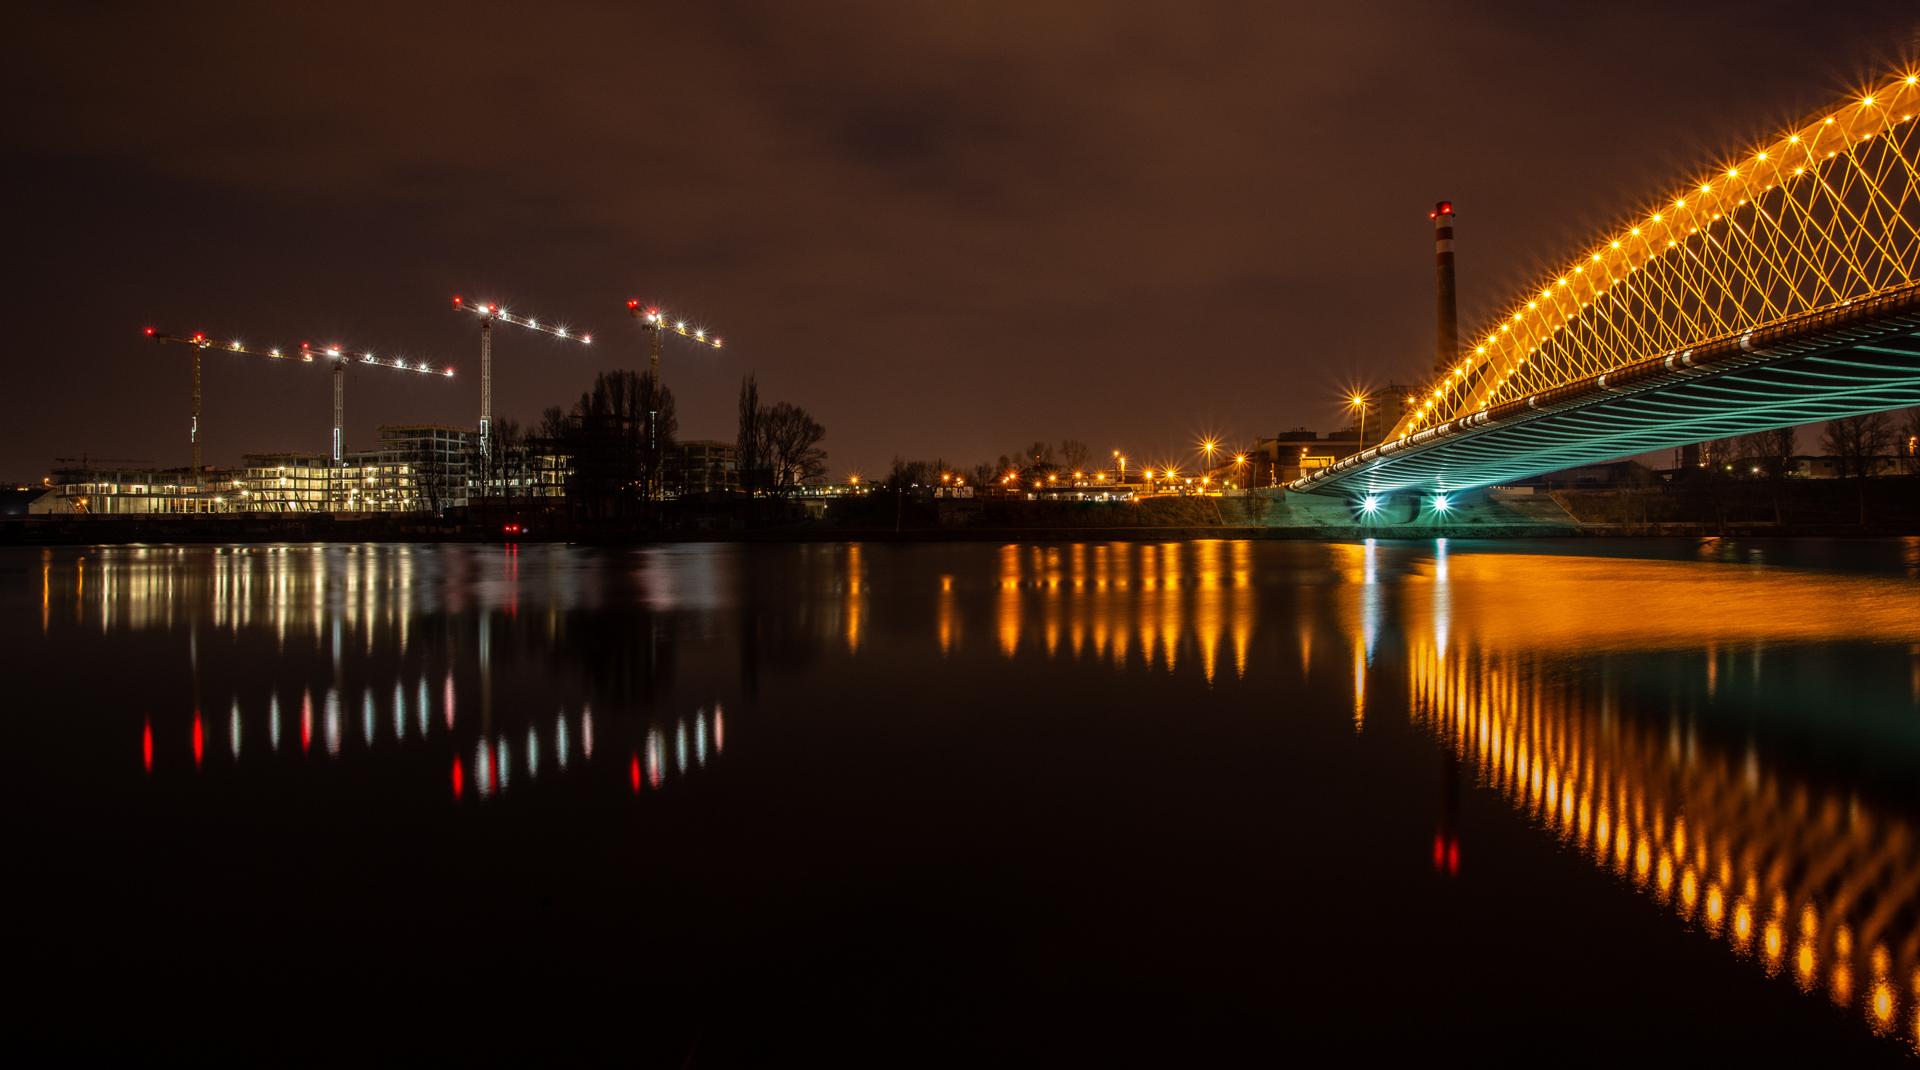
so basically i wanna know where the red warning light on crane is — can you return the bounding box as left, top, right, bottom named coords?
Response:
left=143, top=327, right=156, bottom=336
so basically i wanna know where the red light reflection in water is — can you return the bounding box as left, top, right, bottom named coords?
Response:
left=451, top=758, right=464, bottom=801
left=505, top=545, right=519, bottom=618
left=142, top=718, right=153, bottom=773
left=629, top=754, right=641, bottom=794
left=191, top=711, right=204, bottom=769
left=300, top=691, right=313, bottom=753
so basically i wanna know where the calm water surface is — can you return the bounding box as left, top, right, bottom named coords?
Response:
left=9, top=539, right=1920, bottom=1062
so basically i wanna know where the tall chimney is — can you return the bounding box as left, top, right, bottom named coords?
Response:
left=1431, top=200, right=1458, bottom=376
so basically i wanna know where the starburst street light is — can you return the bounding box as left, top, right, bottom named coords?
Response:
left=1199, top=437, right=1219, bottom=465
left=1348, top=391, right=1374, bottom=453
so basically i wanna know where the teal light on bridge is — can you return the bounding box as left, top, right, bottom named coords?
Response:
left=1296, top=72, right=1920, bottom=500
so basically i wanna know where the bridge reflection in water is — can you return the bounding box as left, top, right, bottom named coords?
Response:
left=1386, top=540, right=1920, bottom=1052
left=1411, top=641, right=1916, bottom=1044
left=33, top=541, right=1920, bottom=1053
left=976, top=537, right=1919, bottom=1051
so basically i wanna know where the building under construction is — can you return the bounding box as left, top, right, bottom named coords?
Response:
left=34, top=425, right=507, bottom=515
left=30, top=427, right=733, bottom=515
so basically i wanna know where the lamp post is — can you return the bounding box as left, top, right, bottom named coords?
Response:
left=1348, top=392, right=1373, bottom=454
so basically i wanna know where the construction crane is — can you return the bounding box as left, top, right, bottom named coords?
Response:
left=625, top=301, right=724, bottom=495
left=145, top=328, right=454, bottom=475
left=624, top=300, right=723, bottom=380
left=304, top=340, right=456, bottom=470
left=450, top=295, right=592, bottom=459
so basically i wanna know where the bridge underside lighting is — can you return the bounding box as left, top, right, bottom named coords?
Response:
left=1360, top=495, right=1381, bottom=514
left=1432, top=495, right=1451, bottom=513
left=1296, top=288, right=1920, bottom=498
left=1362, top=74, right=1920, bottom=477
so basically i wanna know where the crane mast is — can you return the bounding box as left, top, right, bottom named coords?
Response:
left=450, top=295, right=592, bottom=466
left=190, top=347, right=203, bottom=480
left=479, top=318, right=493, bottom=459
left=332, top=364, right=345, bottom=466
left=624, top=301, right=725, bottom=499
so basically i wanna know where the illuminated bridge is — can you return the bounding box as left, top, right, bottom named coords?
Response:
left=1295, top=72, right=1920, bottom=500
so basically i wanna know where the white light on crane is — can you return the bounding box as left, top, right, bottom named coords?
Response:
left=452, top=295, right=593, bottom=344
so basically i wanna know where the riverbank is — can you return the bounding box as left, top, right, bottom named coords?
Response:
left=9, top=478, right=1918, bottom=544
left=5, top=514, right=1918, bottom=545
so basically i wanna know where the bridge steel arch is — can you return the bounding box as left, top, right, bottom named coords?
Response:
left=1296, top=72, right=1920, bottom=498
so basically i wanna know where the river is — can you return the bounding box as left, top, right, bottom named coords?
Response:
left=8, top=539, right=1919, bottom=1061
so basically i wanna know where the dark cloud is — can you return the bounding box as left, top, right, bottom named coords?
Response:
left=5, top=2, right=1915, bottom=477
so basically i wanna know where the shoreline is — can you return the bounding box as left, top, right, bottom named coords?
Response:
left=5, top=517, right=1918, bottom=546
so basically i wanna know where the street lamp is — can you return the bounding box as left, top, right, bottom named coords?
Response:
left=1348, top=392, right=1373, bottom=453
left=1113, top=449, right=1127, bottom=484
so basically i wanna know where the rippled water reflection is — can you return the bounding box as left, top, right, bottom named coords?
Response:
left=9, top=539, right=1919, bottom=1061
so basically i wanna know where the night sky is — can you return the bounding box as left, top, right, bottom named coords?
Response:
left=8, top=3, right=1916, bottom=480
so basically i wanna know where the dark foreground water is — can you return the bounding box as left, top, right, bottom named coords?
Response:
left=7, top=539, right=1920, bottom=1062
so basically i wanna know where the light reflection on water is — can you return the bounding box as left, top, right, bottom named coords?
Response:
left=1411, top=640, right=1917, bottom=1043
left=13, top=539, right=1920, bottom=1057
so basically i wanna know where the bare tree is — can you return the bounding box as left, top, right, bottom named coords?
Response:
left=564, top=370, right=676, bottom=520
left=530, top=406, right=571, bottom=503
left=1900, top=407, right=1920, bottom=475
left=1058, top=439, right=1090, bottom=474
left=1824, top=412, right=1893, bottom=527
left=736, top=374, right=764, bottom=497
left=492, top=418, right=524, bottom=504
left=764, top=402, right=827, bottom=490
left=885, top=457, right=932, bottom=491
left=472, top=417, right=525, bottom=505
left=1822, top=413, right=1893, bottom=479
left=1734, top=426, right=1797, bottom=480
left=1734, top=426, right=1798, bottom=524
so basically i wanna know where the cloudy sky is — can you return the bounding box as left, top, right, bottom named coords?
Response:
left=7, top=2, right=1915, bottom=478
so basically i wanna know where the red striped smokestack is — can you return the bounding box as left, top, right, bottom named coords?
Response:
left=1431, top=200, right=1458, bottom=375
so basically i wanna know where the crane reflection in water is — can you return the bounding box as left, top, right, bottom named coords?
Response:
left=33, top=538, right=1920, bottom=1054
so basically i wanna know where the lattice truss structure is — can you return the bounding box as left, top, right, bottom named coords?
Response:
left=1398, top=73, right=1920, bottom=438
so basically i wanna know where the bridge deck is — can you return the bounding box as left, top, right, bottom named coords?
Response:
left=1293, top=285, right=1920, bottom=499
